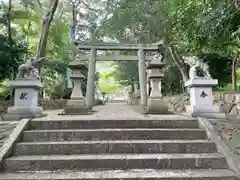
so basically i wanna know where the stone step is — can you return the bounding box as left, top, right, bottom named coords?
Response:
left=29, top=119, right=199, bottom=130
left=23, top=129, right=207, bottom=142
left=3, top=154, right=228, bottom=171
left=0, top=169, right=238, bottom=179
left=14, top=140, right=217, bottom=155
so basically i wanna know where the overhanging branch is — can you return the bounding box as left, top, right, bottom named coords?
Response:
left=36, top=0, right=43, bottom=11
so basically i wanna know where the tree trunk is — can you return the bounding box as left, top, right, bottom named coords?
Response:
left=71, top=4, right=77, bottom=58
left=232, top=57, right=238, bottom=91
left=24, top=5, right=32, bottom=60
left=7, top=0, right=12, bottom=46
left=168, top=46, right=189, bottom=83
left=24, top=21, right=31, bottom=60
left=36, top=0, right=59, bottom=58
left=7, top=0, right=14, bottom=100
left=35, top=0, right=59, bottom=99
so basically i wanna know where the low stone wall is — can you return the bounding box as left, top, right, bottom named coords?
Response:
left=0, top=99, right=68, bottom=114
left=0, top=99, right=105, bottom=115
left=166, top=94, right=189, bottom=113
left=166, top=92, right=240, bottom=117
left=0, top=121, right=18, bottom=147
left=40, top=99, right=67, bottom=110
left=219, top=93, right=240, bottom=116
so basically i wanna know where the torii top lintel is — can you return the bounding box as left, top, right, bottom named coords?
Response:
left=73, top=41, right=164, bottom=51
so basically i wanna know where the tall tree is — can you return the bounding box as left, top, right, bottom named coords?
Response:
left=36, top=0, right=59, bottom=58
left=99, top=0, right=239, bottom=91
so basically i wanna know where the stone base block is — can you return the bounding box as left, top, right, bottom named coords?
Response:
left=7, top=106, right=43, bottom=114
left=64, top=106, right=93, bottom=115
left=147, top=98, right=170, bottom=114
left=64, top=99, right=93, bottom=115
left=192, top=112, right=226, bottom=119
left=185, top=105, right=225, bottom=119
left=67, top=99, right=85, bottom=107
left=4, top=106, right=44, bottom=121
left=182, top=112, right=226, bottom=119
left=186, top=105, right=220, bottom=113
left=185, top=78, right=218, bottom=87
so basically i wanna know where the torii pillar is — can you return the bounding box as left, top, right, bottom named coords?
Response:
left=138, top=47, right=148, bottom=111
left=86, top=48, right=97, bottom=110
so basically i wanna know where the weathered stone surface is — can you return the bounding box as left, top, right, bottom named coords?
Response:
left=147, top=98, right=170, bottom=114
left=40, top=99, right=67, bottom=110
left=4, top=106, right=44, bottom=121
left=64, top=106, right=90, bottom=115
left=225, top=93, right=236, bottom=104
left=0, top=122, right=18, bottom=148
left=3, top=154, right=228, bottom=171
left=166, top=94, right=188, bottom=113
left=0, top=169, right=237, bottom=180
left=0, top=99, right=67, bottom=114
left=228, top=105, right=238, bottom=115
left=29, top=119, right=200, bottom=130
left=3, top=80, right=44, bottom=121
left=22, top=129, right=207, bottom=142
left=210, top=118, right=240, bottom=161
left=14, top=140, right=217, bottom=155
left=0, top=103, right=238, bottom=179
left=166, top=93, right=240, bottom=117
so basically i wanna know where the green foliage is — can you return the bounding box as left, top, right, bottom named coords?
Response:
left=113, top=61, right=139, bottom=86
left=0, top=79, right=10, bottom=100
left=99, top=78, right=121, bottom=94
left=199, top=53, right=232, bottom=86
left=97, top=0, right=239, bottom=93
left=163, top=66, right=183, bottom=94
left=98, top=62, right=122, bottom=93
left=0, top=0, right=238, bottom=98
left=0, top=35, right=27, bottom=81
left=216, top=84, right=233, bottom=92
left=0, top=0, right=71, bottom=99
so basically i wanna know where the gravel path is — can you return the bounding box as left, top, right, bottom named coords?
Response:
left=34, top=103, right=194, bottom=121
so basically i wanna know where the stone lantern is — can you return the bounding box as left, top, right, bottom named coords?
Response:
left=146, top=52, right=169, bottom=114
left=127, top=85, right=133, bottom=105
left=133, top=81, right=140, bottom=105
left=64, top=60, right=89, bottom=114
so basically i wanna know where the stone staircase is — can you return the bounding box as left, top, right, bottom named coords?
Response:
left=0, top=118, right=239, bottom=179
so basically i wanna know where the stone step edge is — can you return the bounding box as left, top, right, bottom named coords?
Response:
left=16, top=139, right=214, bottom=145
left=31, top=118, right=197, bottom=122
left=24, top=128, right=205, bottom=133
left=5, top=153, right=224, bottom=160
left=0, top=169, right=237, bottom=179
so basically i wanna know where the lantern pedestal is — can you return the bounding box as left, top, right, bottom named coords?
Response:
left=185, top=78, right=225, bottom=119
left=4, top=79, right=44, bottom=120
left=146, top=63, right=169, bottom=114
left=64, top=62, right=92, bottom=115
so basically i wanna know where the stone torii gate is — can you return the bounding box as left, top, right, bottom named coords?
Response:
left=73, top=41, right=164, bottom=110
